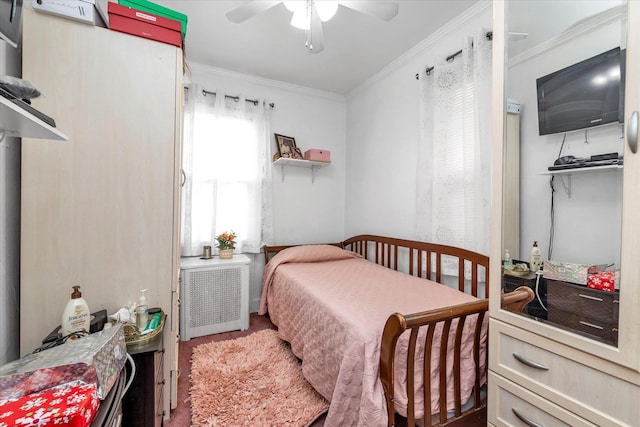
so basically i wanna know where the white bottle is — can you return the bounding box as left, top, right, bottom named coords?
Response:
left=136, top=289, right=149, bottom=330
left=503, top=249, right=513, bottom=271
left=61, top=286, right=91, bottom=336
left=530, top=241, right=542, bottom=272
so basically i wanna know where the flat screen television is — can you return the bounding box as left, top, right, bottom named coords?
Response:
left=0, top=0, right=22, bottom=48
left=536, top=47, right=625, bottom=135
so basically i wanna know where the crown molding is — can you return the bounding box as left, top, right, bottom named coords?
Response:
left=187, top=62, right=346, bottom=103
left=507, top=5, right=625, bottom=68
left=347, top=0, right=492, bottom=98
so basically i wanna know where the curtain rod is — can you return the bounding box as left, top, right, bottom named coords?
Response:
left=415, top=31, right=493, bottom=80
left=184, top=86, right=275, bottom=108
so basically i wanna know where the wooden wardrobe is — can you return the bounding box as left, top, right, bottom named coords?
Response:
left=20, top=9, right=183, bottom=420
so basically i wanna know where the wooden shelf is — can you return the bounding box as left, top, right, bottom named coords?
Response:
left=273, top=157, right=330, bottom=183
left=0, top=96, right=68, bottom=141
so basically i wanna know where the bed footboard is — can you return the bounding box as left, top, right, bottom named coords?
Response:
left=379, top=286, right=534, bottom=427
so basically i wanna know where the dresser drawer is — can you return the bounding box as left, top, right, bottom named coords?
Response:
left=490, top=320, right=638, bottom=426
left=489, top=372, right=595, bottom=426
left=547, top=279, right=618, bottom=320
left=547, top=309, right=618, bottom=345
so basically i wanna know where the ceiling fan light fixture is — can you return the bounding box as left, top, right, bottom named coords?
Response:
left=315, top=1, right=338, bottom=22
left=290, top=11, right=309, bottom=29
left=283, top=1, right=304, bottom=13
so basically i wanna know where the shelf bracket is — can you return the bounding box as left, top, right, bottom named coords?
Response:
left=280, top=164, right=286, bottom=182
left=311, top=165, right=317, bottom=183
left=558, top=174, right=571, bottom=197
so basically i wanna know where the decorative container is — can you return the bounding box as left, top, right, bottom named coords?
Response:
left=219, top=249, right=234, bottom=259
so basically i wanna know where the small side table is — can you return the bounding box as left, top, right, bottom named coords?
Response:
left=122, top=319, right=165, bottom=427
left=179, top=254, right=251, bottom=340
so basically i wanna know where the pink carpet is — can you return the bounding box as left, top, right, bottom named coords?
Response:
left=189, top=328, right=329, bottom=426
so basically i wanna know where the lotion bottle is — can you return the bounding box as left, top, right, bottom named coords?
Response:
left=136, top=289, right=149, bottom=330
left=530, top=241, right=542, bottom=272
left=61, top=286, right=91, bottom=336
left=503, top=249, right=513, bottom=271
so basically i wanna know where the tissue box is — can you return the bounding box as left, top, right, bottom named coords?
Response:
left=304, top=149, right=331, bottom=162
left=0, top=323, right=126, bottom=400
left=0, top=383, right=99, bottom=427
left=587, top=271, right=616, bottom=292
left=542, top=260, right=607, bottom=285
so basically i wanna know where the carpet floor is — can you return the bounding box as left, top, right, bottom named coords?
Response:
left=190, top=328, right=329, bottom=426
left=165, top=313, right=327, bottom=427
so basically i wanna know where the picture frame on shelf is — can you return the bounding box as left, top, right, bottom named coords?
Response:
left=292, top=147, right=304, bottom=160
left=275, top=133, right=298, bottom=159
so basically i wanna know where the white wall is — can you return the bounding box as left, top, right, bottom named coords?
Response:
left=507, top=16, right=624, bottom=267
left=187, top=63, right=346, bottom=312
left=345, top=2, right=492, bottom=239
left=0, top=41, right=21, bottom=365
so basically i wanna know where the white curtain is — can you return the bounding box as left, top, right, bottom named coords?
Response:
left=181, top=84, right=274, bottom=256
left=416, top=31, right=492, bottom=274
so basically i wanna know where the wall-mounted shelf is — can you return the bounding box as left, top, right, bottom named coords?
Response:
left=538, top=164, right=623, bottom=197
left=273, top=157, right=330, bottom=183
left=0, top=96, right=68, bottom=141
left=538, top=164, right=623, bottom=176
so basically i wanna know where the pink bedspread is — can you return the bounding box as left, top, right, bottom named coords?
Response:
left=259, top=245, right=487, bottom=427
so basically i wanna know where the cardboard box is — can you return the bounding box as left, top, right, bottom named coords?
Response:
left=108, top=2, right=181, bottom=48
left=304, top=149, right=331, bottom=162
left=118, top=0, right=187, bottom=38
left=32, top=0, right=106, bottom=27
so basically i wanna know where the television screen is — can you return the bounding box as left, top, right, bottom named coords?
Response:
left=536, top=47, right=624, bottom=136
left=0, top=0, right=22, bottom=48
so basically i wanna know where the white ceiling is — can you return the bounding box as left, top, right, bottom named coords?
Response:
left=154, top=1, right=479, bottom=94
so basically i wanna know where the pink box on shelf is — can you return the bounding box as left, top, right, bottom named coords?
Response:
left=304, top=149, right=331, bottom=162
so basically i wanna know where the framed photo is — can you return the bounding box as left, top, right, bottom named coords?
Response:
left=275, top=133, right=298, bottom=159
left=292, top=147, right=304, bottom=160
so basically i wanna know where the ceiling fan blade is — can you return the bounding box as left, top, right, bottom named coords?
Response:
left=338, top=1, right=399, bottom=21
left=226, top=0, right=281, bottom=23
left=307, top=5, right=324, bottom=53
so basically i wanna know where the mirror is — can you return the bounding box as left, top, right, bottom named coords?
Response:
left=502, top=0, right=626, bottom=347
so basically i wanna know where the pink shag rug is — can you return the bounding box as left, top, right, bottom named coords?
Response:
left=190, top=329, right=329, bottom=426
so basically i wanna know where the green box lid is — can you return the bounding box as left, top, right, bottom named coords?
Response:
left=118, top=0, right=188, bottom=36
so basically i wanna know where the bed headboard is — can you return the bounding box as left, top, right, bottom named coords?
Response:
left=262, top=235, right=489, bottom=299
left=342, top=235, right=489, bottom=299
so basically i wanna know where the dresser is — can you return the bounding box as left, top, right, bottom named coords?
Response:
left=546, top=279, right=619, bottom=346
left=489, top=1, right=640, bottom=425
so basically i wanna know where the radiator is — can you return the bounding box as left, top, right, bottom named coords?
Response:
left=179, top=255, right=250, bottom=340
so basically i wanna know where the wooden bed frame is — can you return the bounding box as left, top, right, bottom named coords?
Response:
left=263, top=235, right=534, bottom=427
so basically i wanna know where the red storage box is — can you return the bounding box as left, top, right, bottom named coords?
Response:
left=587, top=270, right=616, bottom=292
left=0, top=383, right=99, bottom=427
left=304, top=149, right=331, bottom=162
left=107, top=2, right=181, bottom=47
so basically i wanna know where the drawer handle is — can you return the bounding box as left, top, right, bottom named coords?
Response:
left=578, top=293, right=603, bottom=302
left=512, top=353, right=549, bottom=370
left=579, top=321, right=604, bottom=330
left=512, top=408, right=544, bottom=427
left=158, top=379, right=166, bottom=385
left=613, top=299, right=619, bottom=304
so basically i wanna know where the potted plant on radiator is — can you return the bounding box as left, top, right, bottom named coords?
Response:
left=215, top=231, right=237, bottom=259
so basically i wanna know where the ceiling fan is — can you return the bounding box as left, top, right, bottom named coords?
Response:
left=226, top=1, right=400, bottom=53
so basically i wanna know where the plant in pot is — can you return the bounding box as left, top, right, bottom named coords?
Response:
left=215, top=230, right=237, bottom=259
